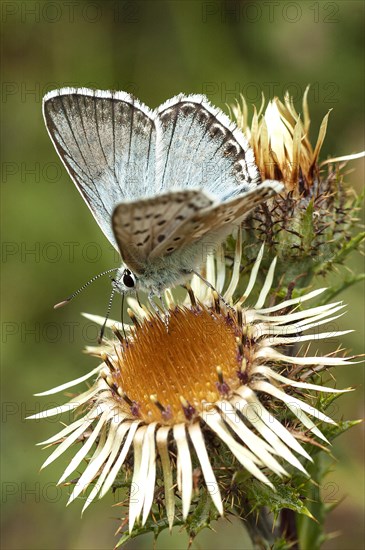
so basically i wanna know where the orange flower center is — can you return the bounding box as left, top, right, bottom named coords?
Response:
left=109, top=306, right=243, bottom=424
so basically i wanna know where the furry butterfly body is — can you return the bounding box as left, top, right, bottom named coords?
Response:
left=43, top=88, right=282, bottom=297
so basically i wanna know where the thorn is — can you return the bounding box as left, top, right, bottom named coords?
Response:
left=216, top=366, right=224, bottom=385
left=100, top=368, right=118, bottom=393
left=150, top=394, right=165, bottom=412
left=116, top=388, right=140, bottom=416
left=117, top=388, right=133, bottom=406
left=179, top=396, right=189, bottom=409
left=101, top=353, right=116, bottom=372
left=237, top=358, right=248, bottom=384
left=150, top=394, right=172, bottom=420
left=112, top=325, right=125, bottom=344
left=185, top=283, right=197, bottom=308
left=216, top=366, right=230, bottom=396
left=180, top=396, right=196, bottom=421
left=130, top=402, right=141, bottom=417
left=212, top=290, right=220, bottom=313
left=127, top=308, right=140, bottom=328
left=236, top=307, right=243, bottom=327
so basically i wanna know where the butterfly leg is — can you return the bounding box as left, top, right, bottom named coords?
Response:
left=148, top=291, right=170, bottom=327
left=188, top=270, right=235, bottom=313
left=157, top=291, right=171, bottom=329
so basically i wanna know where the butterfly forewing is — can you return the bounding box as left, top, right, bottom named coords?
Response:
left=112, top=189, right=215, bottom=273
left=43, top=88, right=157, bottom=250
left=156, top=95, right=260, bottom=199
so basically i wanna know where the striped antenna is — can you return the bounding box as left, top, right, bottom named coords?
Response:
left=98, top=287, right=117, bottom=343
left=54, top=268, right=119, bottom=309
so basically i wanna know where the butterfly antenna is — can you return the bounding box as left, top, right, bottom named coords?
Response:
left=136, top=291, right=142, bottom=309
left=98, top=287, right=117, bottom=344
left=54, top=268, right=119, bottom=309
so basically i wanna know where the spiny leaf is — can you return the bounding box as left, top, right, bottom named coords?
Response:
left=244, top=479, right=315, bottom=521
left=271, top=537, right=299, bottom=550
left=115, top=515, right=182, bottom=548
left=187, top=491, right=220, bottom=539
left=319, top=419, right=362, bottom=443
left=115, top=492, right=220, bottom=547
left=315, top=231, right=365, bottom=274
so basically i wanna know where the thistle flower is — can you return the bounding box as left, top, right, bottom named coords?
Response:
left=29, top=238, right=354, bottom=537
left=231, top=87, right=328, bottom=191
left=230, top=89, right=364, bottom=287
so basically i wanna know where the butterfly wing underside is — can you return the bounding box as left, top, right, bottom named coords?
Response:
left=112, top=189, right=215, bottom=274
left=43, top=88, right=281, bottom=278
left=148, top=181, right=282, bottom=260
left=44, top=89, right=266, bottom=250
left=156, top=95, right=260, bottom=198
left=112, top=182, right=281, bottom=272
left=43, top=88, right=157, bottom=250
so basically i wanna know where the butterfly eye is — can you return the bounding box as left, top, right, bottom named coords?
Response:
left=122, top=269, right=135, bottom=289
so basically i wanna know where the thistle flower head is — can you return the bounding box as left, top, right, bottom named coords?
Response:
left=230, top=89, right=364, bottom=286
left=231, top=87, right=328, bottom=193
left=30, top=238, right=354, bottom=534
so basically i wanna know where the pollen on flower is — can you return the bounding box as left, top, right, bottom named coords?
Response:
left=106, top=305, right=245, bottom=424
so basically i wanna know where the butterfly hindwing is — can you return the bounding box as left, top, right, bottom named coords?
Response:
left=149, top=181, right=281, bottom=259
left=112, top=189, right=215, bottom=273
left=43, top=88, right=157, bottom=250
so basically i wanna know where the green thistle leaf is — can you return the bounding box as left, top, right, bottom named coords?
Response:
left=244, top=480, right=315, bottom=522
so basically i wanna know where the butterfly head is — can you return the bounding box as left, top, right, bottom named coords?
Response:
left=113, top=267, right=137, bottom=294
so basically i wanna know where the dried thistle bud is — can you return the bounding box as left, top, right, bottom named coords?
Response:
left=230, top=88, right=364, bottom=288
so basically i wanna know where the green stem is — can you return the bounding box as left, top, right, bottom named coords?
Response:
left=296, top=454, right=327, bottom=550
left=241, top=506, right=277, bottom=550
left=314, top=231, right=365, bottom=276
left=240, top=506, right=301, bottom=549
left=319, top=273, right=365, bottom=305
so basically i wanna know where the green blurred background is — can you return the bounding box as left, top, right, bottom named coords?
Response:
left=1, top=1, right=364, bottom=548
